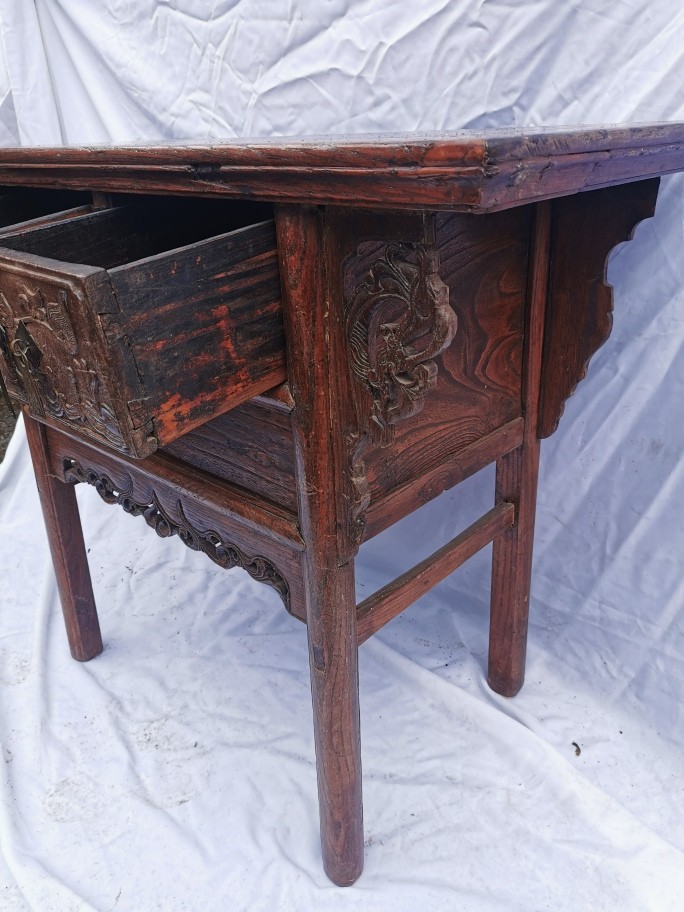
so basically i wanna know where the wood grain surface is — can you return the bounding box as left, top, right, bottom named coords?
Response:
left=1, top=132, right=674, bottom=886
left=155, top=206, right=530, bottom=545
left=276, top=204, right=365, bottom=886
left=45, top=424, right=307, bottom=622
left=361, top=206, right=530, bottom=508
left=538, top=179, right=661, bottom=437
left=0, top=123, right=681, bottom=210
left=488, top=202, right=551, bottom=697
left=23, top=413, right=103, bottom=661
left=0, top=200, right=286, bottom=457
left=161, top=399, right=297, bottom=513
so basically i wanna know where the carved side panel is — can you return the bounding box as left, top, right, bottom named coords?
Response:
left=343, top=233, right=458, bottom=540
left=346, top=242, right=457, bottom=446
left=538, top=178, right=660, bottom=438
left=0, top=266, right=128, bottom=449
left=64, top=457, right=291, bottom=609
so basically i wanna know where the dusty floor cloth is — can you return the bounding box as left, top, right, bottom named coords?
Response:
left=0, top=2, right=683, bottom=910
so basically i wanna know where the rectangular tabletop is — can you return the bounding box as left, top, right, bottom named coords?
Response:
left=0, top=122, right=683, bottom=210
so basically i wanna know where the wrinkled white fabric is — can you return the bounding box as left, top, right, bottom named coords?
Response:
left=0, top=2, right=683, bottom=910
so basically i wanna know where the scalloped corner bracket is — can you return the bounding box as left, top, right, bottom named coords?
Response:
left=63, top=458, right=291, bottom=609
left=538, top=178, right=660, bottom=439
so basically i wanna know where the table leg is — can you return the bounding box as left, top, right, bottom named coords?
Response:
left=276, top=204, right=364, bottom=885
left=487, top=201, right=550, bottom=697
left=488, top=439, right=540, bottom=696
left=303, top=555, right=363, bottom=885
left=24, top=412, right=102, bottom=661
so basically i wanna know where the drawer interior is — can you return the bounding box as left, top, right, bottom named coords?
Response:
left=0, top=188, right=91, bottom=229
left=0, top=197, right=274, bottom=269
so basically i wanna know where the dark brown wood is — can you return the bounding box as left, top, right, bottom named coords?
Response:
left=0, top=132, right=675, bottom=885
left=44, top=425, right=307, bottom=622
left=161, top=413, right=525, bottom=545
left=0, top=196, right=272, bottom=265
left=364, top=418, right=523, bottom=540
left=275, top=204, right=364, bottom=887
left=106, top=215, right=284, bottom=447
left=538, top=179, right=661, bottom=437
left=0, top=123, right=682, bottom=210
left=0, top=204, right=94, bottom=237
left=488, top=202, right=551, bottom=697
left=45, top=425, right=303, bottom=551
left=0, top=188, right=90, bottom=229
left=359, top=207, right=529, bottom=519
left=0, top=202, right=286, bottom=457
left=161, top=400, right=298, bottom=513
left=23, top=411, right=102, bottom=661
left=345, top=222, right=458, bottom=449
left=64, top=459, right=292, bottom=609
left=357, top=502, right=515, bottom=644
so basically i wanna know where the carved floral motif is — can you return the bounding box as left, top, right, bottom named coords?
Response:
left=64, top=458, right=291, bottom=608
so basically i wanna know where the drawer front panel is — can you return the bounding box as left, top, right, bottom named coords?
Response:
left=0, top=202, right=286, bottom=457
left=0, top=256, right=137, bottom=452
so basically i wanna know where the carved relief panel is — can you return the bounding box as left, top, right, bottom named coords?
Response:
left=63, top=457, right=291, bottom=609
left=341, top=218, right=459, bottom=542
left=347, top=241, right=458, bottom=447
left=339, top=208, right=531, bottom=543
left=0, top=256, right=147, bottom=455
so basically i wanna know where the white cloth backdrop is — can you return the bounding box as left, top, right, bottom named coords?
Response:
left=0, top=2, right=683, bottom=910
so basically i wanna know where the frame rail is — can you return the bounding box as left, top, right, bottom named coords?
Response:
left=357, top=501, right=515, bottom=644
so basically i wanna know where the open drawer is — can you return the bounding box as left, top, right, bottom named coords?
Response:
left=0, top=198, right=285, bottom=457
left=0, top=188, right=92, bottom=233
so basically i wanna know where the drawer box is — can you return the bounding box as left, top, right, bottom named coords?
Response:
left=0, top=188, right=91, bottom=232
left=0, top=200, right=285, bottom=457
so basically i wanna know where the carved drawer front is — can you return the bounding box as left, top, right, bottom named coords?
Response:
left=0, top=199, right=285, bottom=457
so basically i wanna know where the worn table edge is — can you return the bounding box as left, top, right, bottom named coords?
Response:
left=0, top=122, right=682, bottom=211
